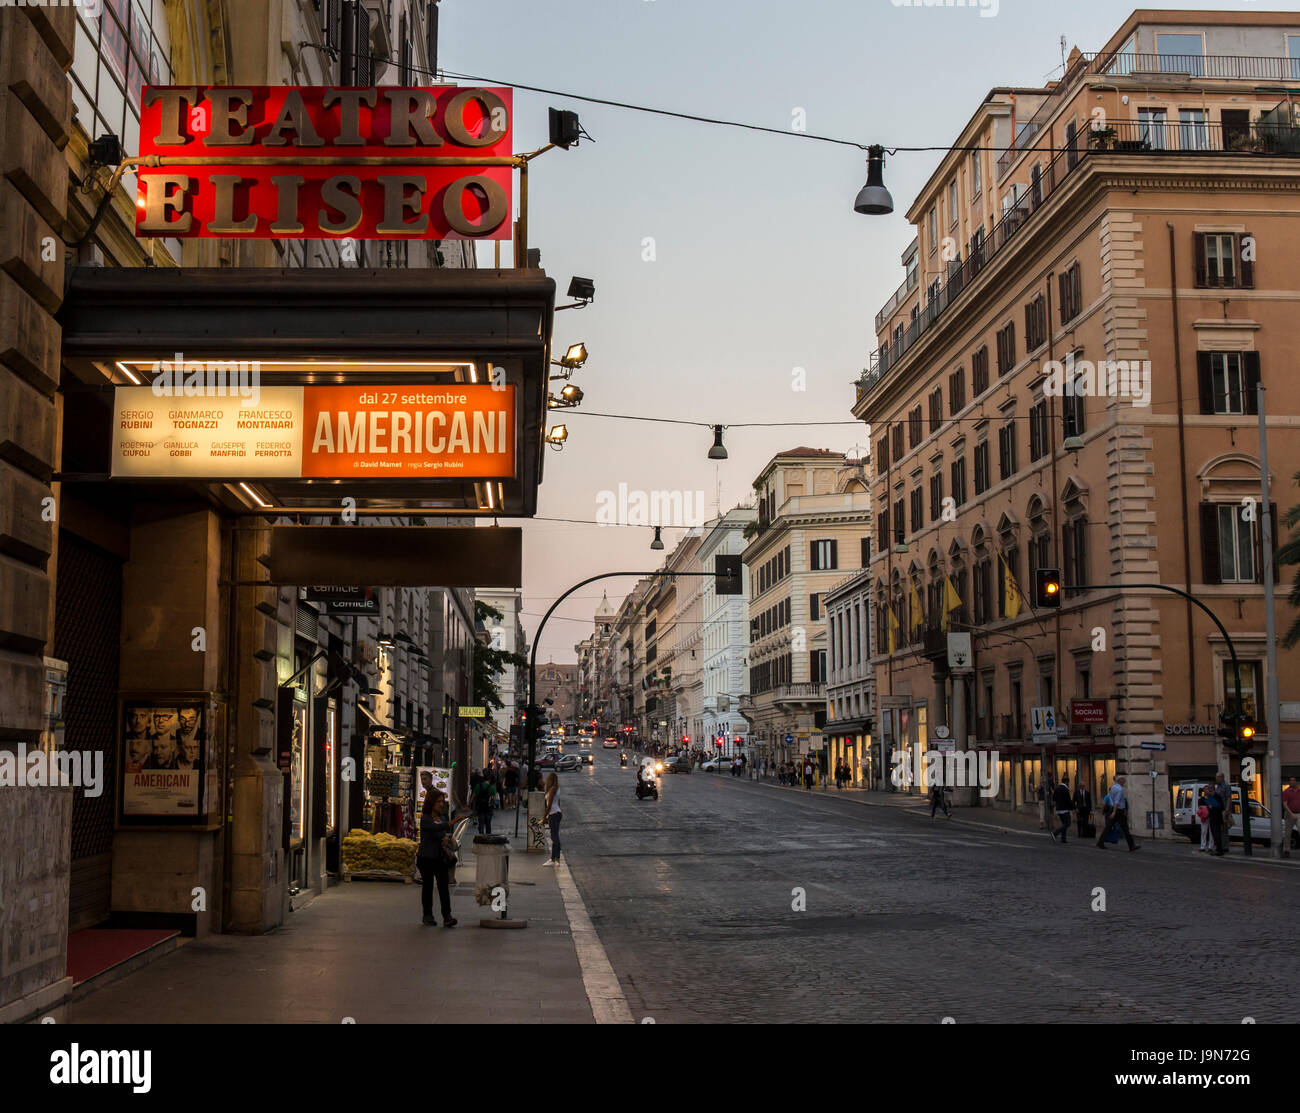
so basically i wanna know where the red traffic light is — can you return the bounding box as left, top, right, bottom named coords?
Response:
left=715, top=738, right=723, bottom=747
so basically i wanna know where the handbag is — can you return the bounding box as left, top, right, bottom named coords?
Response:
left=1197, top=805, right=1209, bottom=821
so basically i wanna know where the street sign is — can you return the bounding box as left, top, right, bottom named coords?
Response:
left=1070, top=699, right=1108, bottom=725
left=946, top=633, right=972, bottom=672
left=1030, top=706, right=1057, bottom=745
left=785, top=734, right=794, bottom=746
left=458, top=706, right=486, bottom=718
left=1139, top=741, right=1167, bottom=751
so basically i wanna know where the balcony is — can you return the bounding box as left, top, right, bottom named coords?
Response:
left=857, top=114, right=1299, bottom=407
left=774, top=683, right=826, bottom=705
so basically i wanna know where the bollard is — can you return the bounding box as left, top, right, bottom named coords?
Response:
left=474, top=834, right=526, bottom=929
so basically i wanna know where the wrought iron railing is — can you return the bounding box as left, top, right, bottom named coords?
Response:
left=857, top=116, right=1298, bottom=404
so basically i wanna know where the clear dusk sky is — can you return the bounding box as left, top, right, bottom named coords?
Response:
left=439, top=0, right=1265, bottom=663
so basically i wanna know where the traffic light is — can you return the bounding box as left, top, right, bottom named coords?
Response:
left=1218, top=710, right=1257, bottom=754
left=1033, top=568, right=1062, bottom=608
left=733, top=736, right=743, bottom=748
left=682, top=734, right=690, bottom=746
left=715, top=737, right=723, bottom=748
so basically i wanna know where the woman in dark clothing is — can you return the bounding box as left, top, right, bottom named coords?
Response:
left=1073, top=781, right=1092, bottom=838
left=416, top=782, right=457, bottom=927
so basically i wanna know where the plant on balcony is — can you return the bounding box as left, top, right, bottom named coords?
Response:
left=742, top=519, right=759, bottom=540
left=1088, top=126, right=1116, bottom=150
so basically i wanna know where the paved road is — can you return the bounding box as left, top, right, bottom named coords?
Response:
left=560, top=750, right=1298, bottom=1023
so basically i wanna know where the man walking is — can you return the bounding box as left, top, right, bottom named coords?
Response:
left=1052, top=774, right=1073, bottom=843
left=803, top=757, right=814, bottom=790
left=1210, top=771, right=1231, bottom=856
left=1095, top=775, right=1140, bottom=851
left=1073, top=779, right=1092, bottom=839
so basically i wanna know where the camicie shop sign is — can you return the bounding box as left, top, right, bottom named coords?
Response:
left=135, top=85, right=513, bottom=239
left=111, top=384, right=516, bottom=479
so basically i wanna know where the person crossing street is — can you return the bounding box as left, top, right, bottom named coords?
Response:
left=1095, top=775, right=1139, bottom=851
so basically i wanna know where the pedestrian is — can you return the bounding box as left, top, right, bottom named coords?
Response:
left=1051, top=774, right=1073, bottom=843
left=473, top=771, right=497, bottom=834
left=803, top=758, right=814, bottom=790
left=415, top=781, right=457, bottom=927
left=1196, top=787, right=1212, bottom=852
left=1073, top=780, right=1092, bottom=838
left=541, top=771, right=562, bottom=867
left=1095, top=775, right=1139, bottom=851
left=929, top=778, right=950, bottom=818
left=1283, top=776, right=1300, bottom=852
left=1209, top=772, right=1230, bottom=856
left=504, top=762, right=519, bottom=809
left=1036, top=778, right=1048, bottom=829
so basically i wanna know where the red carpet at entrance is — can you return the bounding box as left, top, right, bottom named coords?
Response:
left=66, top=928, right=179, bottom=986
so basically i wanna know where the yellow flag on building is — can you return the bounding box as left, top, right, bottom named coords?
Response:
left=1000, top=553, right=1023, bottom=620
left=941, top=574, right=963, bottom=632
left=909, top=579, right=924, bottom=633
left=887, top=604, right=900, bottom=653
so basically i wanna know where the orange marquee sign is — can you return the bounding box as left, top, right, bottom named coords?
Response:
left=112, top=383, right=516, bottom=480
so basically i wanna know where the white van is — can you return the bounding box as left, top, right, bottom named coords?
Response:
left=1171, top=781, right=1283, bottom=845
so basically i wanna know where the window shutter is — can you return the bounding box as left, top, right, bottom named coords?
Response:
left=1196, top=352, right=1214, bottom=414
left=829, top=539, right=838, bottom=569
left=861, top=537, right=871, bottom=566
left=1193, top=233, right=1207, bottom=287
left=1057, top=272, right=1068, bottom=324
left=1239, top=233, right=1254, bottom=289
left=1243, top=351, right=1261, bottom=414
left=1199, top=502, right=1221, bottom=584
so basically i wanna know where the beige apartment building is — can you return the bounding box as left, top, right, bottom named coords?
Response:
left=854, top=10, right=1300, bottom=829
left=741, top=450, right=872, bottom=770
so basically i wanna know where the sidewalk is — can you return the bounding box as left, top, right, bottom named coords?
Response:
left=66, top=828, right=615, bottom=1024
left=744, top=773, right=1300, bottom=869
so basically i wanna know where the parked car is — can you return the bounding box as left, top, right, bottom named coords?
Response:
left=702, top=756, right=726, bottom=772
left=1171, top=781, right=1283, bottom=845
left=555, top=753, right=582, bottom=771
left=536, top=753, right=558, bottom=770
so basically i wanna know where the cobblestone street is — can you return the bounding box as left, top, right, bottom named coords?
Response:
left=565, top=753, right=1299, bottom=1023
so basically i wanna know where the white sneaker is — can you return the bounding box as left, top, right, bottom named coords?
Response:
left=541, top=859, right=556, bottom=867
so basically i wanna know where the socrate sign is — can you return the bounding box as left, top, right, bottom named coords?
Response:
left=135, top=86, right=513, bottom=240
left=111, top=383, right=516, bottom=479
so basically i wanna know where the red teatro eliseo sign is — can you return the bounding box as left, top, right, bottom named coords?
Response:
left=135, top=85, right=513, bottom=240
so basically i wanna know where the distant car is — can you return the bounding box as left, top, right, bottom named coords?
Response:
left=536, top=753, right=558, bottom=770
left=702, top=756, right=726, bottom=772
left=580, top=751, right=594, bottom=765
left=555, top=753, right=581, bottom=771
left=662, top=754, right=692, bottom=774
left=602, top=738, right=619, bottom=749
left=1170, top=781, right=1286, bottom=845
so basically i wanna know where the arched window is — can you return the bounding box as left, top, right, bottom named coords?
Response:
left=972, top=526, right=992, bottom=624
left=1027, top=496, right=1051, bottom=581
left=1062, top=481, right=1089, bottom=589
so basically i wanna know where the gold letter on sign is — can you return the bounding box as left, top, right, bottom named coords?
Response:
left=138, top=173, right=194, bottom=233
left=322, top=89, right=377, bottom=146
left=142, top=86, right=200, bottom=145
left=443, top=89, right=510, bottom=148
left=376, top=174, right=429, bottom=234
left=270, top=175, right=306, bottom=234
left=208, top=174, right=257, bottom=233
left=205, top=89, right=255, bottom=145
left=264, top=89, right=325, bottom=147
left=383, top=90, right=442, bottom=147
left=319, top=175, right=364, bottom=235
left=442, top=175, right=508, bottom=237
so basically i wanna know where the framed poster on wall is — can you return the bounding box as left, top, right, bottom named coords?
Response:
left=117, top=693, right=212, bottom=827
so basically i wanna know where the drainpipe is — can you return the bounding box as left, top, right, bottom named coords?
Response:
left=1167, top=224, right=1196, bottom=718
left=1046, top=273, right=1063, bottom=716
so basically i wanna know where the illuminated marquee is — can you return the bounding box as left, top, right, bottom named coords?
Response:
left=111, top=383, right=517, bottom=479
left=135, top=85, right=514, bottom=240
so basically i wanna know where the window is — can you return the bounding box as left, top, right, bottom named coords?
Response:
left=810, top=593, right=822, bottom=621
left=929, top=473, right=944, bottom=522
left=893, top=498, right=905, bottom=541
left=951, top=456, right=967, bottom=508
left=1028, top=400, right=1048, bottom=461
left=1065, top=119, right=1079, bottom=168
left=972, top=345, right=990, bottom=396
left=891, top=424, right=905, bottom=461
left=1062, top=514, right=1088, bottom=588
left=1217, top=504, right=1255, bottom=584
left=1178, top=108, right=1208, bottom=151
left=1156, top=32, right=1204, bottom=76
left=877, top=434, right=890, bottom=470
left=908, top=406, right=923, bottom=448
left=1024, top=296, right=1047, bottom=352
left=877, top=509, right=890, bottom=551
left=973, top=554, right=992, bottom=624
left=860, top=537, right=872, bottom=566
left=810, top=650, right=828, bottom=684
left=974, top=441, right=990, bottom=495
left=971, top=151, right=982, bottom=196
left=998, top=421, right=1018, bottom=479
left=1062, top=387, right=1085, bottom=441
left=947, top=180, right=959, bottom=226
left=1291, top=35, right=1300, bottom=81
left=909, top=488, right=923, bottom=534
left=929, top=388, right=943, bottom=433
left=996, top=322, right=1016, bottom=376
left=1058, top=264, right=1082, bottom=323
left=949, top=367, right=966, bottom=414
left=1137, top=108, right=1167, bottom=150
left=1194, top=233, right=1253, bottom=289
left=1223, top=661, right=1262, bottom=720
left=928, top=207, right=938, bottom=250
left=1197, top=352, right=1259, bottom=415
left=810, top=539, right=838, bottom=571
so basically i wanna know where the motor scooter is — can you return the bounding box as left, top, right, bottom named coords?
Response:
left=635, top=772, right=659, bottom=800
left=620, top=752, right=628, bottom=768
